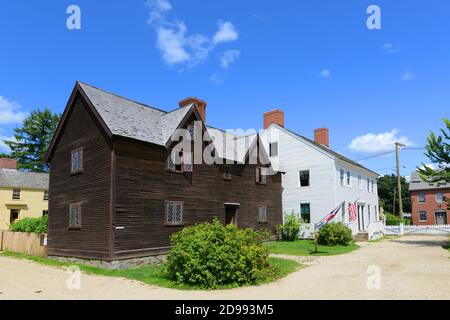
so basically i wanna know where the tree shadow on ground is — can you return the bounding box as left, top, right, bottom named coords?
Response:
left=391, top=237, right=449, bottom=248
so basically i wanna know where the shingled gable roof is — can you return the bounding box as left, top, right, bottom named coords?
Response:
left=269, top=124, right=379, bottom=177
left=0, top=169, right=49, bottom=190
left=46, top=82, right=264, bottom=164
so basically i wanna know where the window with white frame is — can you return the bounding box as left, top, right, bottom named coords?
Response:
left=367, top=178, right=370, bottom=192
left=435, top=192, right=444, bottom=203
left=358, top=175, right=362, bottom=190
left=300, top=203, right=311, bottom=223
left=299, top=170, right=310, bottom=187
left=166, top=201, right=183, bottom=225
left=69, top=203, right=81, bottom=228
left=43, top=190, right=49, bottom=201
left=419, top=211, right=427, bottom=221
left=368, top=205, right=371, bottom=221
left=269, top=142, right=278, bottom=157
left=340, top=169, right=345, bottom=187
left=347, top=171, right=351, bottom=187
left=371, top=180, right=374, bottom=193
left=258, top=206, right=268, bottom=223
left=71, top=148, right=83, bottom=174
left=418, top=193, right=426, bottom=203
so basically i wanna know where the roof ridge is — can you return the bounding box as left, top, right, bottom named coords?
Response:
left=77, top=81, right=169, bottom=114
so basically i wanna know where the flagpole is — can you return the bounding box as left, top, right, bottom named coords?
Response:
left=314, top=223, right=318, bottom=254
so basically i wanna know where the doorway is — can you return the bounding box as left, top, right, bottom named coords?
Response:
left=435, top=211, right=447, bottom=225
left=225, top=204, right=238, bottom=225
left=358, top=205, right=365, bottom=231
left=10, top=209, right=20, bottom=224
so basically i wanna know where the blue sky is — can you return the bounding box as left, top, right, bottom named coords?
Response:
left=0, top=0, right=449, bottom=177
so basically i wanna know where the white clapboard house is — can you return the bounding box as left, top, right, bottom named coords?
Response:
left=260, top=110, right=384, bottom=240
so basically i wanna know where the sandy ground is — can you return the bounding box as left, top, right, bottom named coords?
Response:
left=0, top=235, right=449, bottom=300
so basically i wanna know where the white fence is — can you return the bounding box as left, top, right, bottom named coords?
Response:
left=385, top=224, right=450, bottom=236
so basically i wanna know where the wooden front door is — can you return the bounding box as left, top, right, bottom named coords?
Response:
left=435, top=211, right=447, bottom=225
left=225, top=206, right=237, bottom=225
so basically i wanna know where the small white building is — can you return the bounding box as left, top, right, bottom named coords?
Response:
left=260, top=110, right=384, bottom=240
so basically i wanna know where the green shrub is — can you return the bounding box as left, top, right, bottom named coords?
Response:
left=9, top=215, right=48, bottom=234
left=277, top=212, right=301, bottom=241
left=385, top=213, right=411, bottom=226
left=165, top=219, right=274, bottom=289
left=318, top=222, right=353, bottom=246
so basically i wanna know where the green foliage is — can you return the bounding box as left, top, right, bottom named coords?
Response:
left=385, top=212, right=411, bottom=226
left=0, top=153, right=13, bottom=158
left=9, top=215, right=48, bottom=234
left=3, top=108, right=60, bottom=173
left=165, top=219, right=274, bottom=289
left=277, top=212, right=301, bottom=241
left=318, top=222, right=353, bottom=246
left=377, top=174, right=411, bottom=214
left=418, top=118, right=450, bottom=209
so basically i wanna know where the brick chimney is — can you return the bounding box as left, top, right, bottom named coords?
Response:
left=0, top=158, right=17, bottom=170
left=264, top=109, right=284, bottom=129
left=314, top=128, right=329, bottom=147
left=179, top=97, right=207, bottom=122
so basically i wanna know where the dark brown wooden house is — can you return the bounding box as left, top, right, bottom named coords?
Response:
left=45, top=82, right=282, bottom=262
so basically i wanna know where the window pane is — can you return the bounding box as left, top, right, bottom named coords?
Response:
left=269, top=143, right=278, bottom=157
left=347, top=171, right=351, bottom=186
left=300, top=170, right=310, bottom=187
left=340, top=170, right=345, bottom=186
left=436, top=193, right=443, bottom=203
left=419, top=193, right=425, bottom=203
left=419, top=211, right=427, bottom=221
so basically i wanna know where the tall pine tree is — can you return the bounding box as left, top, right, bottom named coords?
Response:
left=4, top=108, right=60, bottom=172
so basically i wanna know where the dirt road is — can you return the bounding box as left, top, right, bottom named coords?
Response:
left=0, top=235, right=449, bottom=300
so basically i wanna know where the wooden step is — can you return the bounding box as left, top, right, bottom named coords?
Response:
left=354, top=232, right=369, bottom=242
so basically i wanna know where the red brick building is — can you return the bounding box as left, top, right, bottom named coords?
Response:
left=409, top=171, right=449, bottom=225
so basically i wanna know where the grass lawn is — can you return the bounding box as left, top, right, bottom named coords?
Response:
left=264, top=240, right=359, bottom=256
left=0, top=251, right=300, bottom=290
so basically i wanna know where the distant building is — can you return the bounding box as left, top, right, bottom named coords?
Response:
left=409, top=171, right=449, bottom=225
left=0, top=158, right=49, bottom=230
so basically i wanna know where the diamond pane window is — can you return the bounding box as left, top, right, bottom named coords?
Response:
left=166, top=202, right=183, bottom=225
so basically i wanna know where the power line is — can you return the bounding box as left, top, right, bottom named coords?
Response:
left=352, top=147, right=426, bottom=162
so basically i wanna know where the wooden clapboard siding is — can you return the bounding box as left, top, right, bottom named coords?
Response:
left=112, top=138, right=282, bottom=260
left=47, top=95, right=113, bottom=260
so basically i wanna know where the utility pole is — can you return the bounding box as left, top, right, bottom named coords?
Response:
left=393, top=188, right=396, bottom=215
left=395, top=142, right=406, bottom=222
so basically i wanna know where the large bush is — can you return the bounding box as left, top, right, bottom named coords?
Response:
left=318, top=222, right=353, bottom=246
left=165, top=219, right=274, bottom=289
left=385, top=213, right=411, bottom=225
left=9, top=215, right=48, bottom=234
left=277, top=212, right=301, bottom=241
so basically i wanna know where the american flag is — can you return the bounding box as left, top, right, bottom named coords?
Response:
left=349, top=201, right=358, bottom=222
left=316, top=203, right=344, bottom=231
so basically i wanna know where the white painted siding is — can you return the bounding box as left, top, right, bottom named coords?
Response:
left=261, top=124, right=381, bottom=236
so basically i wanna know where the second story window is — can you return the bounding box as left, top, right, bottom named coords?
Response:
left=269, top=142, right=278, bottom=157
left=167, top=150, right=183, bottom=173
left=340, top=169, right=345, bottom=187
left=367, top=178, right=370, bottom=192
left=43, top=190, right=49, bottom=201
left=299, top=170, right=310, bottom=187
left=71, top=148, right=84, bottom=174
left=347, top=171, right=351, bottom=187
left=358, top=175, right=362, bottom=190
left=371, top=180, right=374, bottom=193
left=12, top=189, right=21, bottom=200
left=418, top=193, right=426, bottom=204
left=435, top=192, right=444, bottom=203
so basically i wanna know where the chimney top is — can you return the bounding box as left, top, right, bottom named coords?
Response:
left=264, top=109, right=284, bottom=129
left=179, top=97, right=207, bottom=122
left=314, top=128, right=329, bottom=147
left=0, top=158, right=17, bottom=170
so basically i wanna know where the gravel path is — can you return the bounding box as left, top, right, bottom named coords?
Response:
left=0, top=235, right=449, bottom=300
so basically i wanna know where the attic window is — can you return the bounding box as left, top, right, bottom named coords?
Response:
left=256, top=167, right=267, bottom=184
left=167, top=150, right=192, bottom=173
left=269, top=142, right=278, bottom=157
left=187, top=124, right=195, bottom=140
left=71, top=148, right=83, bottom=174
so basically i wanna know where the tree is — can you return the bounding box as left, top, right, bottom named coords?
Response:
left=418, top=118, right=450, bottom=209
left=377, top=174, right=411, bottom=214
left=3, top=108, right=60, bottom=173
left=418, top=118, right=450, bottom=183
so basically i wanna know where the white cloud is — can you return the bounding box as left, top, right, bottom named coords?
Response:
left=213, top=21, right=239, bottom=44
left=0, top=95, right=27, bottom=125
left=402, top=71, right=415, bottom=81
left=319, top=69, right=331, bottom=79
left=349, top=129, right=414, bottom=154
left=210, top=73, right=223, bottom=85
left=0, top=135, right=14, bottom=153
left=381, top=43, right=400, bottom=54
left=146, top=1, right=239, bottom=69
left=220, top=50, right=240, bottom=69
